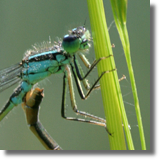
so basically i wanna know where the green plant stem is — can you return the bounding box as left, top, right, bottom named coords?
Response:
left=110, top=0, right=146, bottom=150
left=87, top=0, right=134, bottom=150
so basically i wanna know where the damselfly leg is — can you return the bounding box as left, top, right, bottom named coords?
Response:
left=61, top=53, right=116, bottom=135
left=74, top=54, right=113, bottom=90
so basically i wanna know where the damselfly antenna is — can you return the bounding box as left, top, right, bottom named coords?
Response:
left=83, top=17, right=87, bottom=27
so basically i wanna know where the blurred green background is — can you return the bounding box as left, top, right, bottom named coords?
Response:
left=0, top=0, right=150, bottom=150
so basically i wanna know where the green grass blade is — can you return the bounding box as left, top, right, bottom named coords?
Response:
left=87, top=0, right=134, bottom=150
left=110, top=0, right=146, bottom=150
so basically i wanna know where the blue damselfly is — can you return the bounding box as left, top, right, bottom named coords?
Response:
left=0, top=26, right=116, bottom=149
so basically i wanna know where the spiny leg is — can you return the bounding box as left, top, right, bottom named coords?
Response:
left=61, top=66, right=117, bottom=130
left=74, top=54, right=125, bottom=91
left=74, top=54, right=113, bottom=91
left=73, top=57, right=90, bottom=90
left=70, top=62, right=116, bottom=100
left=71, top=54, right=125, bottom=123
left=74, top=54, right=113, bottom=81
left=61, top=65, right=107, bottom=127
left=76, top=52, right=92, bottom=90
left=78, top=52, right=91, bottom=69
left=70, top=62, right=116, bottom=133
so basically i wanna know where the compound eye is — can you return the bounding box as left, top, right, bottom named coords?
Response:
left=62, top=35, right=80, bottom=54
left=63, top=35, right=77, bottom=43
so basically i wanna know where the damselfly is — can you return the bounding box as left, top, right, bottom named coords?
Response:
left=0, top=26, right=115, bottom=148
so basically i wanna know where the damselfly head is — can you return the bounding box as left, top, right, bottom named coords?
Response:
left=62, top=26, right=91, bottom=54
